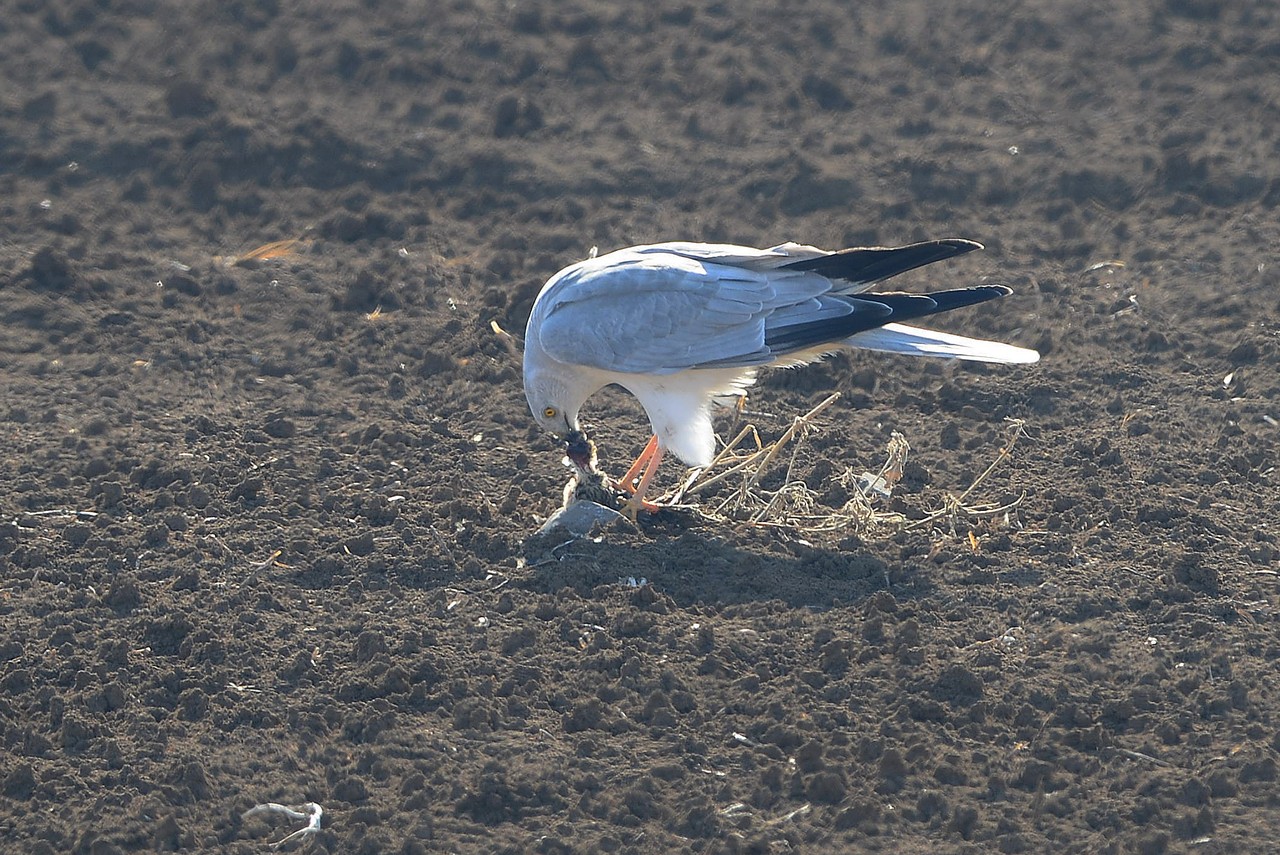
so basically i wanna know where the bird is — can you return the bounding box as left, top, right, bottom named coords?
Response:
left=560, top=429, right=624, bottom=509
left=523, top=239, right=1039, bottom=515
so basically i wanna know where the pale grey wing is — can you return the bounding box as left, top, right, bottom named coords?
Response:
left=624, top=241, right=830, bottom=271
left=535, top=252, right=920, bottom=374
left=535, top=262, right=784, bottom=375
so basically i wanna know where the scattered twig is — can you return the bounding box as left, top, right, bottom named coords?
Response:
left=901, top=419, right=1028, bottom=534
left=681, top=393, right=839, bottom=521
left=763, top=803, right=812, bottom=826
left=243, top=549, right=283, bottom=585
left=682, top=423, right=766, bottom=496
left=220, top=238, right=310, bottom=268
left=1114, top=748, right=1173, bottom=768
left=490, top=320, right=522, bottom=358
left=739, top=393, right=841, bottom=502
left=587, top=393, right=1030, bottom=543
left=748, top=395, right=836, bottom=522
left=956, top=418, right=1027, bottom=506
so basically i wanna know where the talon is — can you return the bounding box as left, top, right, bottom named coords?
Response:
left=620, top=493, right=662, bottom=521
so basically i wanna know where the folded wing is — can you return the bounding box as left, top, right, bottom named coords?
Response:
left=532, top=240, right=1036, bottom=376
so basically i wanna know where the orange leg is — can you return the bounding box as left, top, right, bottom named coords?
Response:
left=619, top=435, right=659, bottom=492
left=619, top=436, right=664, bottom=518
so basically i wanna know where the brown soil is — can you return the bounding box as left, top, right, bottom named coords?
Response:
left=2, top=1, right=1278, bottom=853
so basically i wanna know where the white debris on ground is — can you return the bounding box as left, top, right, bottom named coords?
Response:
left=241, top=802, right=324, bottom=850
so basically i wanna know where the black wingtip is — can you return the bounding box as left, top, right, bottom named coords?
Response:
left=782, top=238, right=984, bottom=284
left=920, top=284, right=1011, bottom=312
left=763, top=284, right=1014, bottom=355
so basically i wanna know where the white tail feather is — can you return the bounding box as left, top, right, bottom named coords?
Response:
left=846, top=322, right=1040, bottom=364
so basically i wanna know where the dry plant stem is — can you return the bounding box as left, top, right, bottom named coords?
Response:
left=1115, top=747, right=1174, bottom=768
left=901, top=495, right=1027, bottom=536
left=682, top=423, right=766, bottom=496
left=877, top=432, right=910, bottom=492
left=243, top=549, right=283, bottom=585
left=489, top=319, right=521, bottom=359
left=683, top=448, right=766, bottom=498
left=751, top=480, right=811, bottom=524
left=740, top=393, right=840, bottom=497
left=668, top=466, right=705, bottom=505
left=750, top=419, right=819, bottom=523
left=900, top=419, right=1028, bottom=534
left=734, top=393, right=839, bottom=518
left=956, top=418, right=1027, bottom=505
left=679, top=396, right=1024, bottom=541
left=698, top=393, right=838, bottom=519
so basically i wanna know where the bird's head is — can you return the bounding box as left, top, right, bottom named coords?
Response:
left=524, top=370, right=583, bottom=440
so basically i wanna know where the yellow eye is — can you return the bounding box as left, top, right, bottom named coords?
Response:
left=543, top=407, right=558, bottom=419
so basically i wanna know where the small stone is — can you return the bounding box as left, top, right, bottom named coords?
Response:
left=536, top=500, right=626, bottom=538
